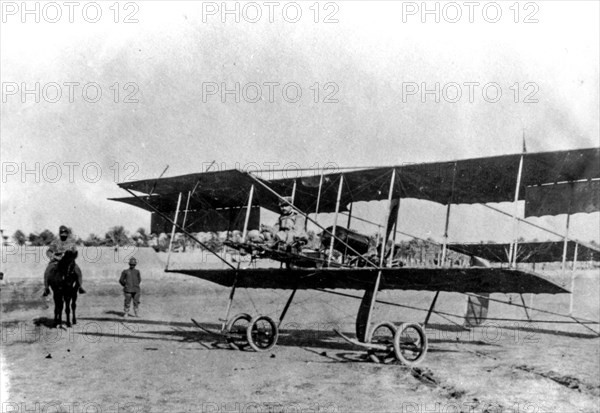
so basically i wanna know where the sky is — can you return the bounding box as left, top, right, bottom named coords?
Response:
left=1, top=1, right=599, bottom=244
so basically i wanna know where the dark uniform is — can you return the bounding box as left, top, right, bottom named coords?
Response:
left=44, top=226, right=84, bottom=294
left=119, top=258, right=141, bottom=317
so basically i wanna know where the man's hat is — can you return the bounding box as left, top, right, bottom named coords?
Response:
left=59, top=225, right=69, bottom=234
left=129, top=257, right=137, bottom=265
left=278, top=196, right=293, bottom=206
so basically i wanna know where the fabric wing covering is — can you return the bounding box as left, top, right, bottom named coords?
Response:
left=447, top=241, right=600, bottom=263
left=268, top=147, right=600, bottom=212
left=525, top=179, right=600, bottom=217
left=167, top=267, right=568, bottom=294
left=114, top=170, right=285, bottom=213
left=113, top=148, right=599, bottom=217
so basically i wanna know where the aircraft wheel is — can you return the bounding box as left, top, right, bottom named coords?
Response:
left=393, top=322, right=428, bottom=366
left=226, top=313, right=252, bottom=351
left=366, top=322, right=397, bottom=364
left=246, top=315, right=279, bottom=352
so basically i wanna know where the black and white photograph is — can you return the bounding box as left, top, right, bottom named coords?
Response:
left=1, top=1, right=599, bottom=412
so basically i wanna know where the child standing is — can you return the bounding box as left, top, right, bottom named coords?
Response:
left=119, top=257, right=141, bottom=317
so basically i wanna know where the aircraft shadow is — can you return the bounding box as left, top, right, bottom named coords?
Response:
left=80, top=313, right=600, bottom=340
left=426, top=321, right=599, bottom=339
left=490, top=324, right=599, bottom=339
left=76, top=315, right=472, bottom=354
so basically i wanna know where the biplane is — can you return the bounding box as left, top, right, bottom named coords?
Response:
left=111, top=147, right=600, bottom=365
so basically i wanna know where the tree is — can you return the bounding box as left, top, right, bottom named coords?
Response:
left=83, top=233, right=104, bottom=246
left=203, top=234, right=222, bottom=253
left=105, top=226, right=130, bottom=247
left=12, top=230, right=26, bottom=245
left=40, top=229, right=56, bottom=245
left=132, top=227, right=150, bottom=247
left=28, top=229, right=56, bottom=246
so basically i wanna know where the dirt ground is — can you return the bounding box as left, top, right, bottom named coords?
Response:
left=1, top=248, right=599, bottom=412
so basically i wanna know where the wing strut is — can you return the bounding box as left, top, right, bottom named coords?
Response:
left=440, top=204, right=452, bottom=266
left=122, top=188, right=236, bottom=270
left=424, top=291, right=441, bottom=326
left=357, top=169, right=397, bottom=342
left=561, top=188, right=575, bottom=313
left=569, top=242, right=578, bottom=315
left=242, top=185, right=255, bottom=240
left=429, top=163, right=456, bottom=324
left=291, top=179, right=297, bottom=203
left=343, top=203, right=354, bottom=261
left=508, top=152, right=525, bottom=267
left=181, top=190, right=192, bottom=252
left=387, top=198, right=400, bottom=267
left=561, top=209, right=572, bottom=274
left=245, top=173, right=379, bottom=268
left=278, top=288, right=298, bottom=328
left=519, top=294, right=531, bottom=321
left=328, top=175, right=344, bottom=264
left=221, top=271, right=239, bottom=331
left=440, top=162, right=457, bottom=267
left=313, top=172, right=324, bottom=228
left=166, top=192, right=183, bottom=270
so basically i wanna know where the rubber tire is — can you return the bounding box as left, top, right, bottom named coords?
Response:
left=246, top=315, right=279, bottom=352
left=366, top=321, right=397, bottom=364
left=393, top=322, right=428, bottom=366
left=226, top=313, right=252, bottom=351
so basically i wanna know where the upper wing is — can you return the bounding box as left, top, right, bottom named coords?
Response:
left=168, top=267, right=568, bottom=294
left=268, top=147, right=600, bottom=215
left=111, top=147, right=600, bottom=217
left=115, top=170, right=281, bottom=211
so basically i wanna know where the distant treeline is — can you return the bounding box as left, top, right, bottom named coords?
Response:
left=11, top=228, right=600, bottom=267
left=11, top=226, right=150, bottom=248
left=10, top=227, right=464, bottom=265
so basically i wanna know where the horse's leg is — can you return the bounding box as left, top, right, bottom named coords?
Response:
left=58, top=293, right=64, bottom=327
left=64, top=294, right=71, bottom=327
left=72, top=291, right=77, bottom=325
left=52, top=289, right=58, bottom=325
left=53, top=290, right=63, bottom=327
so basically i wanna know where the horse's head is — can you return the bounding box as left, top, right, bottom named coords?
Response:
left=57, top=249, right=78, bottom=272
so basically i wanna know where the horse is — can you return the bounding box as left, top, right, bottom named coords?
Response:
left=47, top=250, right=80, bottom=327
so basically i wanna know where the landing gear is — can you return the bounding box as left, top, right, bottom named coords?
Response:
left=335, top=321, right=428, bottom=366
left=366, top=322, right=397, bottom=364
left=393, top=323, right=428, bottom=366
left=194, top=313, right=280, bottom=352
left=246, top=316, right=279, bottom=352
left=226, top=313, right=252, bottom=350
left=204, top=278, right=289, bottom=353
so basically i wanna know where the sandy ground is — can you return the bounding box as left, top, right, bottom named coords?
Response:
left=1, top=248, right=599, bottom=412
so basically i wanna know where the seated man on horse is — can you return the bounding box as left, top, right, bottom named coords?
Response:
left=43, top=225, right=86, bottom=296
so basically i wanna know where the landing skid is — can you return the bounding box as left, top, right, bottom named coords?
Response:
left=191, top=319, right=226, bottom=338
left=334, top=329, right=387, bottom=351
left=334, top=322, right=428, bottom=366
left=191, top=314, right=279, bottom=352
